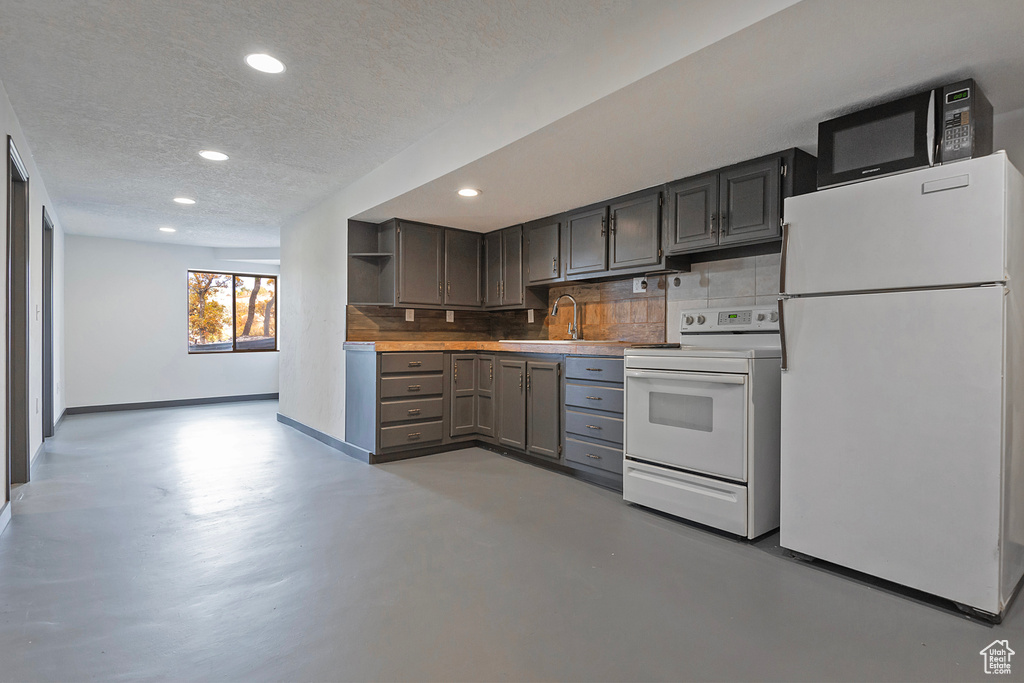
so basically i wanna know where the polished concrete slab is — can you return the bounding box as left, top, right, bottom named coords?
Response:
left=0, top=400, right=1021, bottom=682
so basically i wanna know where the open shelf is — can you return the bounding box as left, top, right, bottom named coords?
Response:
left=348, top=220, right=397, bottom=305
left=349, top=252, right=393, bottom=258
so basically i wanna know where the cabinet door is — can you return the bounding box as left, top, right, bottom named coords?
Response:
left=497, top=359, right=526, bottom=450
left=444, top=229, right=481, bottom=307
left=609, top=192, right=661, bottom=270
left=476, top=355, right=495, bottom=439
left=718, top=157, right=781, bottom=246
left=526, top=361, right=561, bottom=460
left=565, top=206, right=608, bottom=276
left=525, top=219, right=561, bottom=284
left=501, top=226, right=524, bottom=307
left=666, top=172, right=719, bottom=254
left=483, top=231, right=502, bottom=309
left=450, top=355, right=477, bottom=437
left=397, top=222, right=443, bottom=305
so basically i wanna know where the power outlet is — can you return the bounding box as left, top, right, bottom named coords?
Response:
left=405, top=309, right=415, bottom=322
left=527, top=309, right=535, bottom=323
left=633, top=277, right=649, bottom=293
left=446, top=310, right=454, bottom=323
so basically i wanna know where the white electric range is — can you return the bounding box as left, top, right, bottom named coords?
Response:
left=622, top=305, right=782, bottom=538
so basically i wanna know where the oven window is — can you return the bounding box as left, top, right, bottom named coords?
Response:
left=832, top=110, right=916, bottom=173
left=649, top=392, right=713, bottom=432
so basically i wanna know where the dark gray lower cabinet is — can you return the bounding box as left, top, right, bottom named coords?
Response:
left=376, top=351, right=446, bottom=453
left=526, top=361, right=561, bottom=459
left=450, top=354, right=477, bottom=437
left=498, top=358, right=527, bottom=450
left=498, top=357, right=562, bottom=459
left=564, top=355, right=624, bottom=483
left=477, top=355, right=495, bottom=439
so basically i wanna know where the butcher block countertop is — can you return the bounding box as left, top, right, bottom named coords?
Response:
left=342, top=340, right=634, bottom=357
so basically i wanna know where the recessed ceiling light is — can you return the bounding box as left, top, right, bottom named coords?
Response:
left=458, top=188, right=480, bottom=197
left=199, top=150, right=229, bottom=161
left=245, top=53, right=285, bottom=74
left=159, top=227, right=176, bottom=233
left=173, top=197, right=196, bottom=205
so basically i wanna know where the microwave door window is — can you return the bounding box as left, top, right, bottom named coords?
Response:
left=650, top=391, right=713, bottom=432
left=833, top=110, right=916, bottom=173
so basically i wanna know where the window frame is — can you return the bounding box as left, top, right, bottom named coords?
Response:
left=187, top=269, right=278, bottom=354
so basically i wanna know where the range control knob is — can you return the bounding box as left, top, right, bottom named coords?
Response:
left=757, top=313, right=766, bottom=322
left=769, top=311, right=779, bottom=322
left=684, top=315, right=695, bottom=325
left=696, top=315, right=706, bottom=325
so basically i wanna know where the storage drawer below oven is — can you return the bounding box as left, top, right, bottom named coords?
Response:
left=623, top=459, right=748, bottom=537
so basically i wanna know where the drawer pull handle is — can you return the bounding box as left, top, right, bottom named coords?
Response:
left=408, top=409, right=421, bottom=416
left=408, top=384, right=421, bottom=391
left=585, top=395, right=602, bottom=400
left=408, top=361, right=422, bottom=367
left=407, top=432, right=421, bottom=440
left=586, top=453, right=602, bottom=460
left=585, top=367, right=603, bottom=372
left=586, top=424, right=601, bottom=430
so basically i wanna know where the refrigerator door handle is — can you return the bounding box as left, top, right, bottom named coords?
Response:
left=779, top=298, right=788, bottom=371
left=779, top=222, right=790, bottom=296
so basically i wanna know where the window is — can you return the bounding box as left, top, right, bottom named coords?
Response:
left=188, top=271, right=277, bottom=353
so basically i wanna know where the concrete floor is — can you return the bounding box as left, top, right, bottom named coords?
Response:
left=0, top=401, right=1021, bottom=682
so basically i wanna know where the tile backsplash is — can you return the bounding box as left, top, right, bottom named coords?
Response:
left=665, top=253, right=781, bottom=336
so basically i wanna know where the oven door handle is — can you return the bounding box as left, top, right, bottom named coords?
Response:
left=626, top=369, right=746, bottom=385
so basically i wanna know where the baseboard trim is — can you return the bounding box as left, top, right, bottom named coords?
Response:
left=0, top=502, right=11, bottom=538
left=54, top=408, right=66, bottom=433
left=276, top=413, right=370, bottom=462
left=30, top=442, right=43, bottom=470
left=66, top=393, right=279, bottom=415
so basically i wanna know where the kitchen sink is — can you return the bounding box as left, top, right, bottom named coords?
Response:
left=498, top=339, right=618, bottom=344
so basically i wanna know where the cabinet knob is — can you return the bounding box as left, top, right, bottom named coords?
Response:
left=408, top=384, right=421, bottom=392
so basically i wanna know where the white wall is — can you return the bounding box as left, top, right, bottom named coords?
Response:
left=65, top=235, right=279, bottom=408
left=0, top=77, right=66, bottom=501
left=995, top=106, right=1024, bottom=171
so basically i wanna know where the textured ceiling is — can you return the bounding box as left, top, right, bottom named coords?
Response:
left=359, top=0, right=1024, bottom=231
left=0, top=0, right=653, bottom=247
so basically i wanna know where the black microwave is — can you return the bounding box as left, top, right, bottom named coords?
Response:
left=816, top=78, right=992, bottom=189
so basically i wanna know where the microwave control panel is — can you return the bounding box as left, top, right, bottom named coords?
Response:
left=941, top=79, right=993, bottom=164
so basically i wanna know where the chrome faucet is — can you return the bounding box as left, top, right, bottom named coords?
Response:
left=551, top=294, right=580, bottom=340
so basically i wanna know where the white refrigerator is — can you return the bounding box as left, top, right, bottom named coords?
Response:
left=779, top=151, right=1024, bottom=619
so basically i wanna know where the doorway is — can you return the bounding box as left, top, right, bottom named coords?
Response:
left=7, top=137, right=30, bottom=484
left=42, top=207, right=53, bottom=439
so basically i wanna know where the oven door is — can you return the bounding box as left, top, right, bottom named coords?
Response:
left=624, top=369, right=748, bottom=482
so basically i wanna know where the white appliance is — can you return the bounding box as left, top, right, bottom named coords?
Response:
left=779, top=151, right=1024, bottom=620
left=623, top=307, right=782, bottom=538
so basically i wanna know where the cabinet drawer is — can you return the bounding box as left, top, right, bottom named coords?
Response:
left=380, top=397, right=443, bottom=424
left=380, top=352, right=444, bottom=374
left=565, top=383, right=624, bottom=413
left=565, top=437, right=623, bottom=475
left=566, top=356, right=624, bottom=383
left=381, top=374, right=444, bottom=399
left=380, top=420, right=443, bottom=450
left=565, top=410, right=623, bottom=444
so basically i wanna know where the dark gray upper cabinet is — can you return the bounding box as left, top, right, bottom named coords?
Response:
left=609, top=191, right=661, bottom=271
left=483, top=231, right=502, bottom=308
left=666, top=172, right=719, bottom=252
left=526, top=360, right=561, bottom=460
left=497, top=358, right=526, bottom=450
left=718, top=157, right=780, bottom=246
left=664, top=148, right=817, bottom=256
left=484, top=226, right=525, bottom=308
left=397, top=221, right=443, bottom=306
left=444, top=229, right=482, bottom=307
left=476, top=355, right=495, bottom=439
left=502, top=226, right=524, bottom=307
left=525, top=218, right=561, bottom=285
left=450, top=354, right=477, bottom=437
left=566, top=206, right=608, bottom=276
